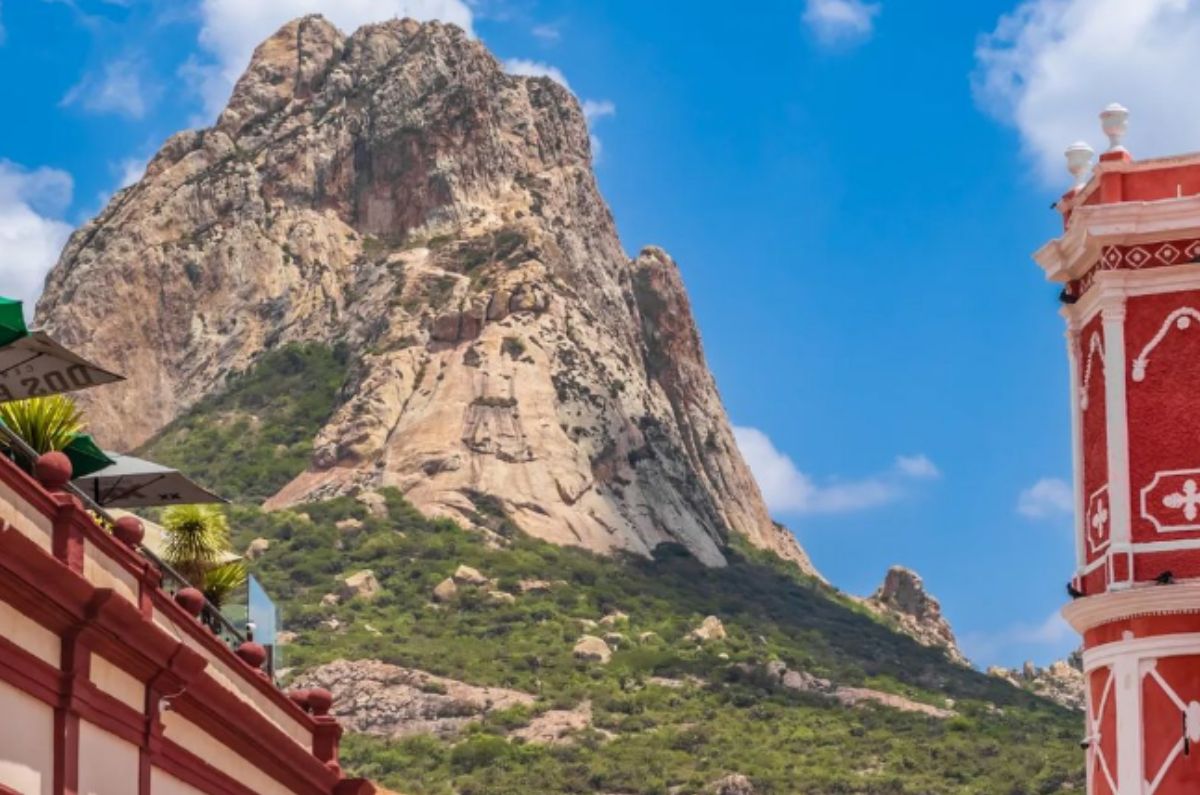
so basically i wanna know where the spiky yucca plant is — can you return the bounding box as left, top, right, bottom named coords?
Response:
left=203, top=561, right=248, bottom=609
left=162, top=504, right=233, bottom=588
left=0, top=395, right=84, bottom=453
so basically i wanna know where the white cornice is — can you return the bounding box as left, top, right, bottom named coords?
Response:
left=1063, top=582, right=1200, bottom=633
left=1035, top=195, right=1200, bottom=283
left=1065, top=264, right=1200, bottom=326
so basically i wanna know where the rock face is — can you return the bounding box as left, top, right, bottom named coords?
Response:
left=988, top=657, right=1085, bottom=711
left=864, top=566, right=966, bottom=665
left=35, top=15, right=815, bottom=575
left=294, top=659, right=533, bottom=738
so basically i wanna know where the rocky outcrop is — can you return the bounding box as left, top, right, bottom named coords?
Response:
left=863, top=566, right=966, bottom=665
left=35, top=14, right=816, bottom=576
left=689, top=615, right=727, bottom=642
left=757, top=659, right=956, bottom=719
left=338, top=570, right=380, bottom=601
left=988, top=657, right=1085, bottom=711
left=293, top=659, right=533, bottom=738
left=710, top=774, right=755, bottom=795
left=432, top=578, right=457, bottom=603
left=573, top=635, right=612, bottom=663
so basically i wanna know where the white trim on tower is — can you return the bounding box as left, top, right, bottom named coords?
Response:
left=1066, top=321, right=1087, bottom=570
left=1101, top=297, right=1133, bottom=582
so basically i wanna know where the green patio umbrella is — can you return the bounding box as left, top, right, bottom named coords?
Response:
left=0, top=298, right=27, bottom=348
left=63, top=433, right=116, bottom=478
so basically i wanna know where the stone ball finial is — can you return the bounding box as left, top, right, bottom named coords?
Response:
left=235, top=641, right=268, bottom=669
left=34, top=451, right=73, bottom=490
left=113, top=515, right=145, bottom=547
left=1065, top=141, right=1095, bottom=187
left=174, top=587, right=206, bottom=617
left=288, top=688, right=311, bottom=711
left=307, top=687, right=334, bottom=716
left=1101, top=102, right=1129, bottom=152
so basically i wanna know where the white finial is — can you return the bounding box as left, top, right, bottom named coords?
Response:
left=1100, top=103, right=1129, bottom=152
left=1065, top=141, right=1095, bottom=188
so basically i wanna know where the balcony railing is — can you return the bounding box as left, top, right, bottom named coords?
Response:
left=0, top=422, right=249, bottom=653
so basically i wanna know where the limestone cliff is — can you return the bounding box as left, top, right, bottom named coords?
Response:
left=35, top=16, right=815, bottom=573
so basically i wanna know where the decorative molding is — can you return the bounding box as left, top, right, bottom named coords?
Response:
left=1036, top=193, right=1200, bottom=282
left=1141, top=469, right=1200, bottom=533
left=1086, top=486, right=1112, bottom=556
left=1132, top=306, right=1200, bottom=382
left=1066, top=588, right=1200, bottom=634
left=1080, top=331, right=1105, bottom=410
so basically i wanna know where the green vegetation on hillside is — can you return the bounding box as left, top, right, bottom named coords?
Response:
left=149, top=344, right=1084, bottom=794
left=138, top=343, right=350, bottom=502
left=230, top=494, right=1082, bottom=795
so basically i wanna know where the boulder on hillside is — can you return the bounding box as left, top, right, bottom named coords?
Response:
left=598, top=611, right=628, bottom=627
left=453, top=565, right=488, bottom=586
left=245, top=537, right=270, bottom=560
left=433, top=578, right=458, bottom=603
left=336, top=518, right=364, bottom=534
left=338, top=570, right=380, bottom=601
left=710, top=774, right=755, bottom=795
left=689, top=616, right=727, bottom=642
left=518, top=579, right=555, bottom=593
left=573, top=635, right=612, bottom=663
left=487, top=590, right=516, bottom=605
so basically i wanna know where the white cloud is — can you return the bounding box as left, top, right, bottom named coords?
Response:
left=191, top=0, right=475, bottom=119
left=975, top=0, right=1200, bottom=183
left=0, top=161, right=74, bottom=319
left=895, top=454, right=940, bottom=480
left=581, top=99, right=616, bottom=123
left=61, top=57, right=156, bottom=119
left=531, top=23, right=560, bottom=42
left=503, top=58, right=570, bottom=89
left=960, top=611, right=1075, bottom=668
left=803, top=0, right=881, bottom=46
left=1017, top=477, right=1074, bottom=519
left=733, top=425, right=938, bottom=515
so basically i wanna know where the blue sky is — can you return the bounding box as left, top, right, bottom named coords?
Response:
left=5, top=0, right=1199, bottom=669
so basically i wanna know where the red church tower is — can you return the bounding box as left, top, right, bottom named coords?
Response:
left=1038, top=104, right=1200, bottom=794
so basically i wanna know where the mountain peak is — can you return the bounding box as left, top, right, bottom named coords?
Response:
left=35, top=16, right=816, bottom=575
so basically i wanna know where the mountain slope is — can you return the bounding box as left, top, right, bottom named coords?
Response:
left=139, top=346, right=1083, bottom=794
left=36, top=15, right=809, bottom=571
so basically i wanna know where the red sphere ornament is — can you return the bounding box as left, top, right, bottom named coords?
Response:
left=288, top=689, right=310, bottom=711
left=236, top=640, right=267, bottom=669
left=174, top=587, right=206, bottom=617
left=112, top=516, right=145, bottom=547
left=307, top=687, right=334, bottom=716
left=34, top=452, right=72, bottom=490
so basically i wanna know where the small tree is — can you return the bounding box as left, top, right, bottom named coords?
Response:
left=203, top=560, right=249, bottom=610
left=0, top=395, right=84, bottom=454
left=161, top=504, right=242, bottom=596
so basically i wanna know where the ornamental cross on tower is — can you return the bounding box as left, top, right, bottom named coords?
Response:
left=1035, top=102, right=1200, bottom=794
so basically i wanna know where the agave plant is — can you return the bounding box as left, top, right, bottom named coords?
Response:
left=161, top=504, right=233, bottom=588
left=0, top=395, right=84, bottom=454
left=203, top=560, right=248, bottom=609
